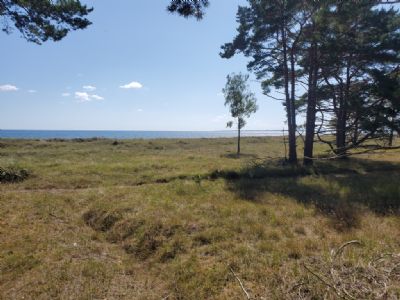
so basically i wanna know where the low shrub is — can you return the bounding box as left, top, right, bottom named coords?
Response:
left=0, top=166, right=29, bottom=183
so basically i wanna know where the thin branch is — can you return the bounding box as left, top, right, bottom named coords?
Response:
left=265, top=93, right=285, bottom=101
left=303, top=264, right=346, bottom=299
left=229, top=267, right=251, bottom=300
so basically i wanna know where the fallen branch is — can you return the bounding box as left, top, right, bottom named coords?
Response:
left=229, top=267, right=251, bottom=300
left=303, top=264, right=346, bottom=299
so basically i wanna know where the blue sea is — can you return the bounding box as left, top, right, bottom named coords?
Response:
left=0, top=130, right=282, bottom=140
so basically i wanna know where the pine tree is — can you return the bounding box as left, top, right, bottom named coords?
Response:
left=0, top=0, right=92, bottom=44
left=220, top=0, right=312, bottom=164
left=314, top=1, right=400, bottom=156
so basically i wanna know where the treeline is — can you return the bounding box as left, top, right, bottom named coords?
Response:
left=169, top=0, right=400, bottom=165
left=219, top=0, right=400, bottom=165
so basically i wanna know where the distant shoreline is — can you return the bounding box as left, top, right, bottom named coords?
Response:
left=0, top=130, right=283, bottom=140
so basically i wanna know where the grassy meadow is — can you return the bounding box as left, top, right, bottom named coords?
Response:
left=0, top=137, right=399, bottom=299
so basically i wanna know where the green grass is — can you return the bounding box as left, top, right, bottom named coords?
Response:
left=0, top=137, right=399, bottom=299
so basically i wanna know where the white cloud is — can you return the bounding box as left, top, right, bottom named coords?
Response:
left=137, top=109, right=143, bottom=112
left=91, top=94, right=104, bottom=100
left=75, top=92, right=90, bottom=102
left=120, top=81, right=143, bottom=89
left=28, top=90, right=37, bottom=93
left=83, top=85, right=96, bottom=91
left=0, top=84, right=18, bottom=92
left=75, top=92, right=104, bottom=102
left=62, top=93, right=71, bottom=97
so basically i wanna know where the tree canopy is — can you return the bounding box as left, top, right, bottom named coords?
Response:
left=0, top=0, right=93, bottom=44
left=167, top=0, right=209, bottom=20
left=220, top=0, right=400, bottom=163
left=223, top=73, right=258, bottom=154
left=223, top=73, right=258, bottom=127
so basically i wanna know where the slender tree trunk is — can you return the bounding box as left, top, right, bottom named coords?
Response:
left=389, top=127, right=394, bottom=146
left=281, top=25, right=297, bottom=164
left=304, top=41, right=318, bottom=166
left=352, top=117, right=359, bottom=145
left=289, top=48, right=298, bottom=164
left=237, top=118, right=241, bottom=155
left=336, top=103, right=346, bottom=157
left=336, top=60, right=351, bottom=157
left=336, top=108, right=347, bottom=156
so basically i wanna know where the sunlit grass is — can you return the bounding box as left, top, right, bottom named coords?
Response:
left=0, top=137, right=399, bottom=299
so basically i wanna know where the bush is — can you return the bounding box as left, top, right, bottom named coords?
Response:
left=0, top=166, right=29, bottom=183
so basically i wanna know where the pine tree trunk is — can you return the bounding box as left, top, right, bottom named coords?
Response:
left=282, top=25, right=297, bottom=164
left=336, top=61, right=351, bottom=158
left=289, top=48, right=298, bottom=165
left=352, top=118, right=359, bottom=145
left=304, top=42, right=318, bottom=166
left=237, top=120, right=241, bottom=156
left=336, top=116, right=346, bottom=157
left=336, top=94, right=347, bottom=157
left=389, top=127, right=394, bottom=146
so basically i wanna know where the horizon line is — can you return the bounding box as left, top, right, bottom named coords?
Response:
left=0, top=129, right=285, bottom=132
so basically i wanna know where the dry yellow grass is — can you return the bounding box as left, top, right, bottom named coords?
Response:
left=0, top=137, right=399, bottom=299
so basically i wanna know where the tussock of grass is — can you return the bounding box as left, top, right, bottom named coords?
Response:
left=83, top=209, right=122, bottom=232
left=85, top=210, right=190, bottom=262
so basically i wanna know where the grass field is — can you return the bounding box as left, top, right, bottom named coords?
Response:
left=0, top=137, right=399, bottom=299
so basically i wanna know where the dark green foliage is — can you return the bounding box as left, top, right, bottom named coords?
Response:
left=167, top=0, right=209, bottom=19
left=220, top=0, right=400, bottom=162
left=0, top=0, right=92, bottom=43
left=221, top=0, right=308, bottom=163
left=305, top=1, right=400, bottom=155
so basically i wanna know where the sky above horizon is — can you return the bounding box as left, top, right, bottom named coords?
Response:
left=0, top=0, right=287, bottom=131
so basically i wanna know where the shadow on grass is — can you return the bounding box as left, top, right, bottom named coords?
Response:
left=214, top=158, right=400, bottom=230
left=220, top=153, right=259, bottom=159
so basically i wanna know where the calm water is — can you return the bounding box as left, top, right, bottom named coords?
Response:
left=0, top=130, right=282, bottom=140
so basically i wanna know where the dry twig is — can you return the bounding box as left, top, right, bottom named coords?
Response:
left=229, top=267, right=251, bottom=300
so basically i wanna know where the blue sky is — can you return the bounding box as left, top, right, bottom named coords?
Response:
left=0, top=0, right=287, bottom=131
